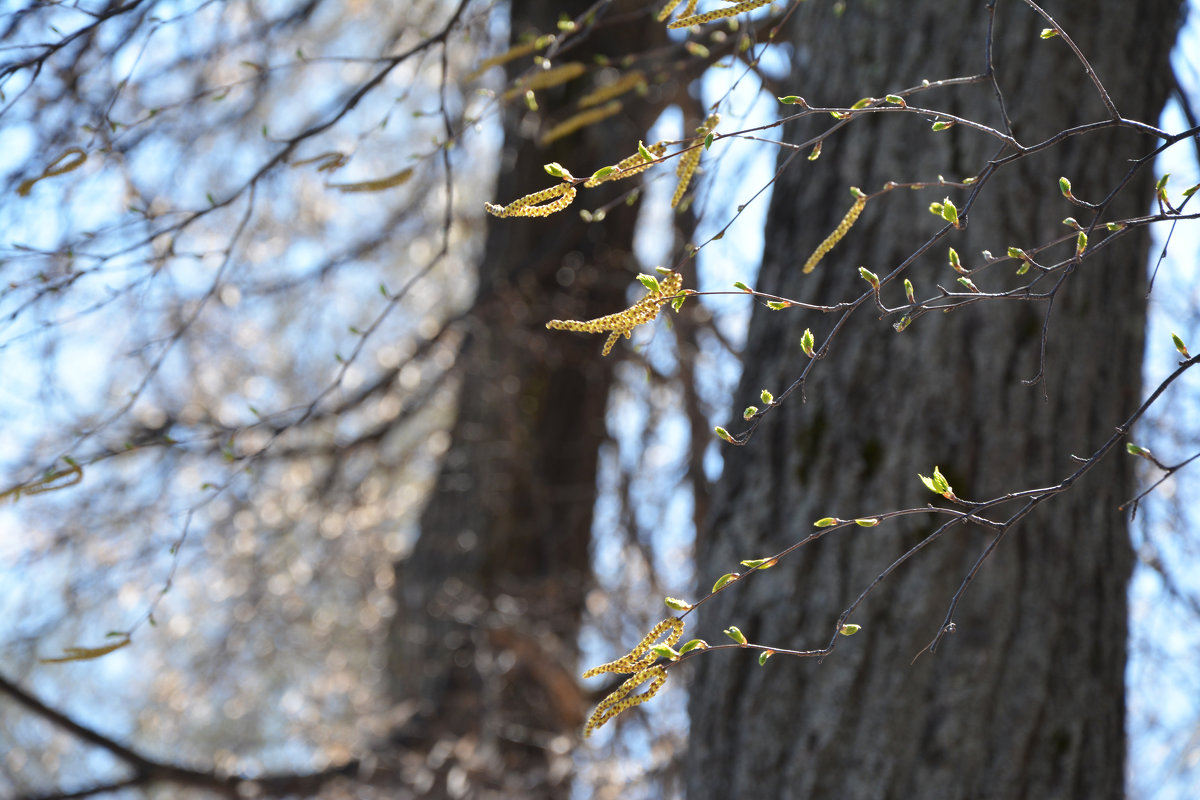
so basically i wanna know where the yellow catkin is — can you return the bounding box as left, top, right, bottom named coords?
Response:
left=582, top=617, right=684, bottom=677
left=0, top=463, right=84, bottom=503
left=671, top=147, right=703, bottom=209
left=802, top=193, right=867, bottom=273
left=539, top=101, right=623, bottom=146
left=578, top=70, right=646, bottom=109
left=583, top=665, right=668, bottom=737
left=584, top=141, right=667, bottom=187
left=671, top=114, right=718, bottom=209
left=464, top=35, right=554, bottom=82
left=17, top=147, right=87, bottom=197
left=485, top=183, right=577, bottom=218
left=667, top=0, right=772, bottom=29
left=657, top=0, right=685, bottom=22
left=546, top=271, right=684, bottom=356
left=502, top=62, right=587, bottom=101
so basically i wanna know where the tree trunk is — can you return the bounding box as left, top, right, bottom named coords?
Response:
left=688, top=2, right=1179, bottom=799
left=388, top=3, right=678, bottom=797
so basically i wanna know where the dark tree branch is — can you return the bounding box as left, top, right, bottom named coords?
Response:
left=0, top=670, right=377, bottom=799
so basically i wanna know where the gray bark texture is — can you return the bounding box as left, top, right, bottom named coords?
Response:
left=687, top=2, right=1180, bottom=799
left=387, top=2, right=684, bottom=797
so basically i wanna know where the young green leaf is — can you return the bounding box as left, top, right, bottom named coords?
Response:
left=740, top=557, right=778, bottom=570
left=1171, top=332, right=1191, bottom=359
left=858, top=267, right=880, bottom=291
left=904, top=278, right=915, bottom=304
left=948, top=247, right=963, bottom=273
left=854, top=518, right=879, bottom=527
left=939, top=197, right=959, bottom=227
left=760, top=389, right=774, bottom=405
left=734, top=280, right=753, bottom=292
left=814, top=517, right=839, bottom=528
left=758, top=650, right=774, bottom=665
left=664, top=596, right=693, bottom=611
left=714, top=426, right=733, bottom=443
left=743, top=406, right=758, bottom=420
left=713, top=572, right=738, bottom=592
left=767, top=300, right=791, bottom=310
left=1058, top=176, right=1073, bottom=198
left=724, top=626, right=747, bottom=645
left=651, top=644, right=681, bottom=661
left=801, top=328, right=815, bottom=358
left=679, top=638, right=709, bottom=654
left=637, top=274, right=661, bottom=293
left=918, top=466, right=956, bottom=500
left=839, top=623, right=861, bottom=636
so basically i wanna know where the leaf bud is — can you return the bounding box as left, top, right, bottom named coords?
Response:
left=664, top=596, right=693, bottom=611
left=948, top=247, right=964, bottom=273
left=1171, top=332, right=1191, bottom=358
left=858, top=267, right=880, bottom=291
left=712, top=572, right=738, bottom=592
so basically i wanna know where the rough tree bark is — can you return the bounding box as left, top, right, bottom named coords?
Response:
left=688, top=2, right=1179, bottom=799
left=387, top=3, right=681, bottom=797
